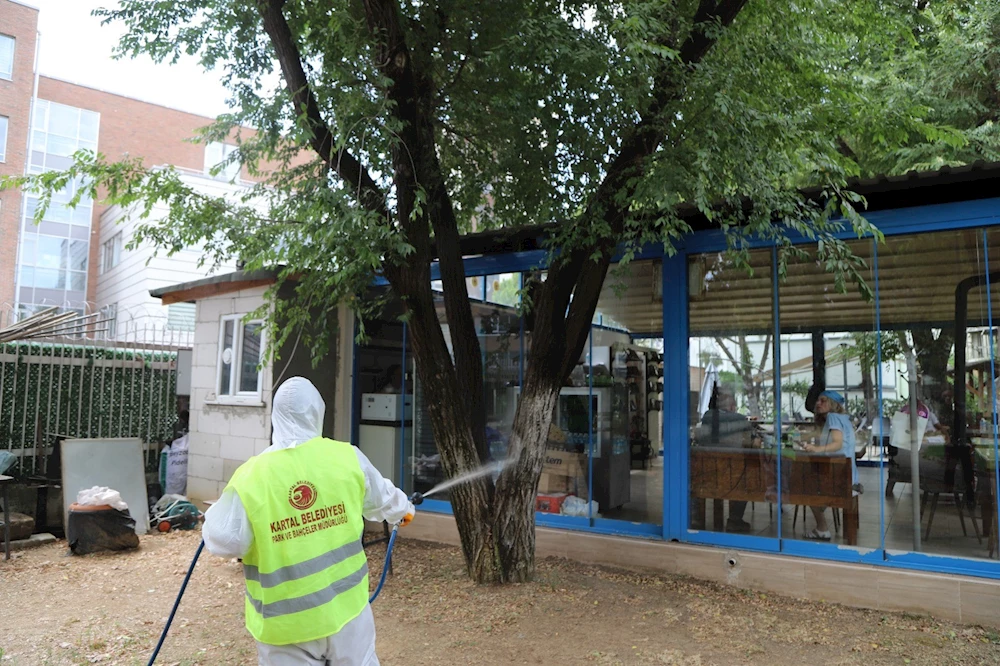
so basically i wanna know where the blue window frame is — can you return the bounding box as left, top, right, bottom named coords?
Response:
left=359, top=194, right=1000, bottom=579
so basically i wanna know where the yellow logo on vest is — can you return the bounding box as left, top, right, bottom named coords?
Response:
left=288, top=480, right=318, bottom=510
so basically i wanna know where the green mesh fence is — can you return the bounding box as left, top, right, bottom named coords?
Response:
left=0, top=341, right=179, bottom=477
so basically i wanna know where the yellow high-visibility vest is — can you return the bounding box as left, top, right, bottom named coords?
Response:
left=227, top=437, right=368, bottom=645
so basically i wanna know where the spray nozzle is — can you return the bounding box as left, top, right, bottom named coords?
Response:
left=410, top=492, right=424, bottom=506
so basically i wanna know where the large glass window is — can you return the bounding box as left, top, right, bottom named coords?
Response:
left=684, top=227, right=1000, bottom=565
left=482, top=274, right=523, bottom=465
left=18, top=100, right=100, bottom=311
left=408, top=275, right=526, bottom=499
left=577, top=259, right=663, bottom=526
left=776, top=240, right=877, bottom=549
left=0, top=34, right=14, bottom=80
left=877, top=228, right=998, bottom=562
left=0, top=115, right=8, bottom=162
left=688, top=249, right=777, bottom=536
left=216, top=315, right=263, bottom=402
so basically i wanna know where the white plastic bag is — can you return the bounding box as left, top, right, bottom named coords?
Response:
left=560, top=495, right=599, bottom=518
left=165, top=433, right=189, bottom=496
left=76, top=486, right=129, bottom=511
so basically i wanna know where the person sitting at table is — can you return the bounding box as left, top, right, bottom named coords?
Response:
left=800, top=390, right=858, bottom=540
left=695, top=388, right=761, bottom=533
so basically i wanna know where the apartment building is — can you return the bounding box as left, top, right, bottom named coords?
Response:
left=0, top=0, right=251, bottom=331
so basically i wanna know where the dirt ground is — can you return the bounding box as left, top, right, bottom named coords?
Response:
left=0, top=530, right=998, bottom=666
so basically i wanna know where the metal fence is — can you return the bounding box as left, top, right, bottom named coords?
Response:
left=0, top=303, right=192, bottom=478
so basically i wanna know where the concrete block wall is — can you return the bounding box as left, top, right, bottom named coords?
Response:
left=186, top=285, right=272, bottom=501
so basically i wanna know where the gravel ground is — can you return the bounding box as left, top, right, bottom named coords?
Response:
left=1, top=529, right=999, bottom=665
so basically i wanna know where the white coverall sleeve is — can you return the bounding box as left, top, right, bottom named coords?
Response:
left=355, top=448, right=413, bottom=525
left=202, top=487, right=254, bottom=559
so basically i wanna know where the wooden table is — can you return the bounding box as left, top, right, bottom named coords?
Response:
left=0, top=475, right=12, bottom=560
left=690, top=448, right=858, bottom=544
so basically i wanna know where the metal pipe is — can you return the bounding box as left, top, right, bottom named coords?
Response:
left=31, top=339, right=43, bottom=475
left=953, top=271, right=1000, bottom=508
left=53, top=342, right=65, bottom=456
left=118, top=322, right=127, bottom=438
left=97, top=329, right=107, bottom=439
left=44, top=340, right=55, bottom=474
left=905, top=348, right=921, bottom=552
left=138, top=324, right=147, bottom=456
left=18, top=340, right=30, bottom=470
left=74, top=332, right=84, bottom=438
left=88, top=322, right=98, bottom=438
left=0, top=332, right=8, bottom=467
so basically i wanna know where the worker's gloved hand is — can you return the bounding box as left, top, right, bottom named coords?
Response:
left=399, top=502, right=415, bottom=527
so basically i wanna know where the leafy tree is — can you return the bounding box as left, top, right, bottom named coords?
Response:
left=713, top=334, right=771, bottom=418
left=844, top=331, right=904, bottom=421
left=841, top=0, right=1000, bottom=174
left=1, top=0, right=966, bottom=583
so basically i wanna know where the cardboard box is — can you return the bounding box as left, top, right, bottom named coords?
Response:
left=536, top=492, right=569, bottom=514
left=538, top=472, right=569, bottom=494
left=542, top=450, right=586, bottom=478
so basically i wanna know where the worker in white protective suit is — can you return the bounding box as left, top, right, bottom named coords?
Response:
left=203, top=376, right=414, bottom=666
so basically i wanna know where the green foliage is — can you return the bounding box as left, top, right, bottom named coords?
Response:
left=842, top=0, right=1000, bottom=174
left=0, top=0, right=979, bottom=363
left=782, top=380, right=811, bottom=399
left=845, top=331, right=905, bottom=373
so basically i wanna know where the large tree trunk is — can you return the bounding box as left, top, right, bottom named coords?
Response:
left=911, top=328, right=955, bottom=428
left=487, top=376, right=563, bottom=582
left=399, top=285, right=591, bottom=582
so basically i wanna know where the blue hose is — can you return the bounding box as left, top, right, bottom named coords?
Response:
left=147, top=527, right=401, bottom=664
left=147, top=539, right=204, bottom=666
left=369, top=524, right=399, bottom=604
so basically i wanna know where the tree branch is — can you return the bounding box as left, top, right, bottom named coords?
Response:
left=255, top=0, right=389, bottom=219
left=362, top=0, right=488, bottom=461
left=554, top=0, right=749, bottom=373
left=714, top=337, right=743, bottom=372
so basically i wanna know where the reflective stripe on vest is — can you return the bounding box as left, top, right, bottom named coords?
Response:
left=245, top=559, right=369, bottom=618
left=243, top=539, right=365, bottom=588
left=226, top=437, right=368, bottom=645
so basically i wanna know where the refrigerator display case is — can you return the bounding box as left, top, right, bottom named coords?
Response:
left=554, top=386, right=631, bottom=511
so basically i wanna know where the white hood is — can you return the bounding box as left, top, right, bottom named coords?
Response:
left=270, top=377, right=325, bottom=451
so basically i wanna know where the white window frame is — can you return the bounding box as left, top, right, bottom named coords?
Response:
left=99, top=303, right=117, bottom=339
left=215, top=314, right=264, bottom=405
left=204, top=141, right=241, bottom=182
left=100, top=232, right=122, bottom=274
left=0, top=115, right=8, bottom=162
left=0, top=34, right=14, bottom=81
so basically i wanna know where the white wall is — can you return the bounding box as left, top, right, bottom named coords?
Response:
left=186, top=285, right=272, bottom=502
left=94, top=172, right=246, bottom=333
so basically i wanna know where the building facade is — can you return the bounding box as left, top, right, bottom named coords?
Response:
left=154, top=163, right=1000, bottom=625
left=0, top=0, right=252, bottom=331
left=0, top=0, right=39, bottom=307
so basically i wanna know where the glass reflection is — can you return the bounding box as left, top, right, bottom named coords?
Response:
left=688, top=249, right=777, bottom=536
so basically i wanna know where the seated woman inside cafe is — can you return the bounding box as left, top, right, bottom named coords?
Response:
left=799, top=390, right=858, bottom=540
